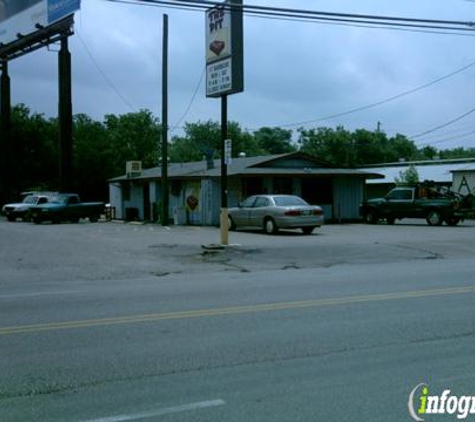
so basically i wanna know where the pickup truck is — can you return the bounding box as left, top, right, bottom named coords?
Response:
left=360, top=185, right=474, bottom=226
left=2, top=193, right=51, bottom=222
left=30, top=194, right=105, bottom=224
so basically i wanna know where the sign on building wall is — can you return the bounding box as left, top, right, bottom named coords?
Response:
left=0, top=0, right=80, bottom=46
left=205, top=0, right=243, bottom=98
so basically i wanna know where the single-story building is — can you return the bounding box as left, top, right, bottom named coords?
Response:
left=360, top=158, right=475, bottom=199
left=452, top=163, right=475, bottom=195
left=109, top=152, right=383, bottom=225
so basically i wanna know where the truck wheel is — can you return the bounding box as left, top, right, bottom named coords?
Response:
left=426, top=210, right=443, bottom=226
left=444, top=216, right=460, bottom=226
left=364, top=209, right=378, bottom=224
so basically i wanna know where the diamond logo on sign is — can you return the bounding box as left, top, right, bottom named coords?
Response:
left=206, top=5, right=231, bottom=63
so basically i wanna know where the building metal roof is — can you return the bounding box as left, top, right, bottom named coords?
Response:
left=360, top=158, right=475, bottom=184
left=110, top=152, right=383, bottom=182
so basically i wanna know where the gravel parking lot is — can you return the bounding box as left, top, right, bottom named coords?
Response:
left=1, top=217, right=474, bottom=285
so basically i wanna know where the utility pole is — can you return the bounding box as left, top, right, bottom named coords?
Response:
left=161, top=14, right=169, bottom=226
left=0, top=59, right=11, bottom=203
left=58, top=36, right=73, bottom=192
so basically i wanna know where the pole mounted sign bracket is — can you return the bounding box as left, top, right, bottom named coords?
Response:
left=205, top=0, right=243, bottom=98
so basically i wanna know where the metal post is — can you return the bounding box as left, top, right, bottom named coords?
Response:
left=161, top=14, right=169, bottom=226
left=0, top=59, right=11, bottom=203
left=58, top=37, right=73, bottom=192
left=220, top=94, right=229, bottom=245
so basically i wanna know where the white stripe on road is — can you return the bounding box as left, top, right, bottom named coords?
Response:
left=0, top=290, right=83, bottom=299
left=79, top=399, right=226, bottom=422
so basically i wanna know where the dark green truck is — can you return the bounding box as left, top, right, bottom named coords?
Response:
left=360, top=184, right=474, bottom=226
left=30, top=194, right=105, bottom=224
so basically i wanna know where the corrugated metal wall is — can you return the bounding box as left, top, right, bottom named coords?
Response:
left=333, top=178, right=364, bottom=220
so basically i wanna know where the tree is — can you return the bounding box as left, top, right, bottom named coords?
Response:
left=253, top=127, right=295, bottom=155
left=298, top=126, right=353, bottom=166
left=169, top=120, right=260, bottom=163
left=104, top=110, right=161, bottom=173
left=395, top=164, right=419, bottom=186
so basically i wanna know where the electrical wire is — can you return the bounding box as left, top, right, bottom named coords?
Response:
left=170, top=65, right=206, bottom=133
left=420, top=129, right=475, bottom=146
left=261, top=58, right=475, bottom=130
left=410, top=106, right=475, bottom=139
left=76, top=30, right=137, bottom=112
left=104, top=0, right=475, bottom=34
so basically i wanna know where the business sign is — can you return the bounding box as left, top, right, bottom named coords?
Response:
left=0, top=0, right=80, bottom=46
left=205, top=0, right=243, bottom=98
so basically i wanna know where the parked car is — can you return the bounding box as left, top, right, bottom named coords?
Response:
left=228, top=195, right=324, bottom=234
left=2, top=194, right=51, bottom=222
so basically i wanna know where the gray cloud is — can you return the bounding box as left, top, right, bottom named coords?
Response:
left=5, top=0, right=475, bottom=149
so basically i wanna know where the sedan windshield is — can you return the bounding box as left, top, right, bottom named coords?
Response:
left=273, top=196, right=308, bottom=206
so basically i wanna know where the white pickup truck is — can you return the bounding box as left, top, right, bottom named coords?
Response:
left=2, top=193, right=51, bottom=222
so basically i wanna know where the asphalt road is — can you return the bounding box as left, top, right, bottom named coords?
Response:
left=1, top=219, right=475, bottom=421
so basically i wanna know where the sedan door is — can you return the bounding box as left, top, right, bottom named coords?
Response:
left=233, top=196, right=257, bottom=227
left=248, top=196, right=271, bottom=228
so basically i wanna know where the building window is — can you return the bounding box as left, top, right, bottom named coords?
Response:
left=301, top=178, right=333, bottom=205
left=273, top=177, right=293, bottom=194
left=243, top=177, right=264, bottom=197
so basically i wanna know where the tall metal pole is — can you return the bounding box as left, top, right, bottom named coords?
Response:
left=161, top=14, right=169, bottom=226
left=220, top=94, right=229, bottom=245
left=0, top=59, right=11, bottom=203
left=58, top=36, right=73, bottom=192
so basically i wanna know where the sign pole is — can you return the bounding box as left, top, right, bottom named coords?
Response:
left=220, top=94, right=229, bottom=245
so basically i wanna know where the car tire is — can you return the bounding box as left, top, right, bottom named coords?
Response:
left=264, top=218, right=278, bottom=234
left=6, top=215, right=15, bottom=222
left=426, top=210, right=443, bottom=226
left=33, top=217, right=42, bottom=224
left=444, top=216, right=460, bottom=226
left=386, top=216, right=395, bottom=225
left=70, top=217, right=80, bottom=223
left=228, top=216, right=236, bottom=231
left=301, top=227, right=315, bottom=234
left=364, top=209, right=378, bottom=224
left=89, top=216, right=98, bottom=223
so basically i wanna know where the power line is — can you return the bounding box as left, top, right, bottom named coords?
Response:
left=261, top=58, right=475, bottom=130
left=420, top=129, right=475, bottom=146
left=76, top=30, right=137, bottom=112
left=104, top=0, right=475, bottom=34
left=170, top=65, right=206, bottom=133
left=410, top=106, right=475, bottom=139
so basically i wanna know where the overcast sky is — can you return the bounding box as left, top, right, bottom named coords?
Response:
left=6, top=0, right=475, bottom=149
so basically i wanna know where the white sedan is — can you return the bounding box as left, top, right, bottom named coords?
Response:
left=228, top=195, right=324, bottom=234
